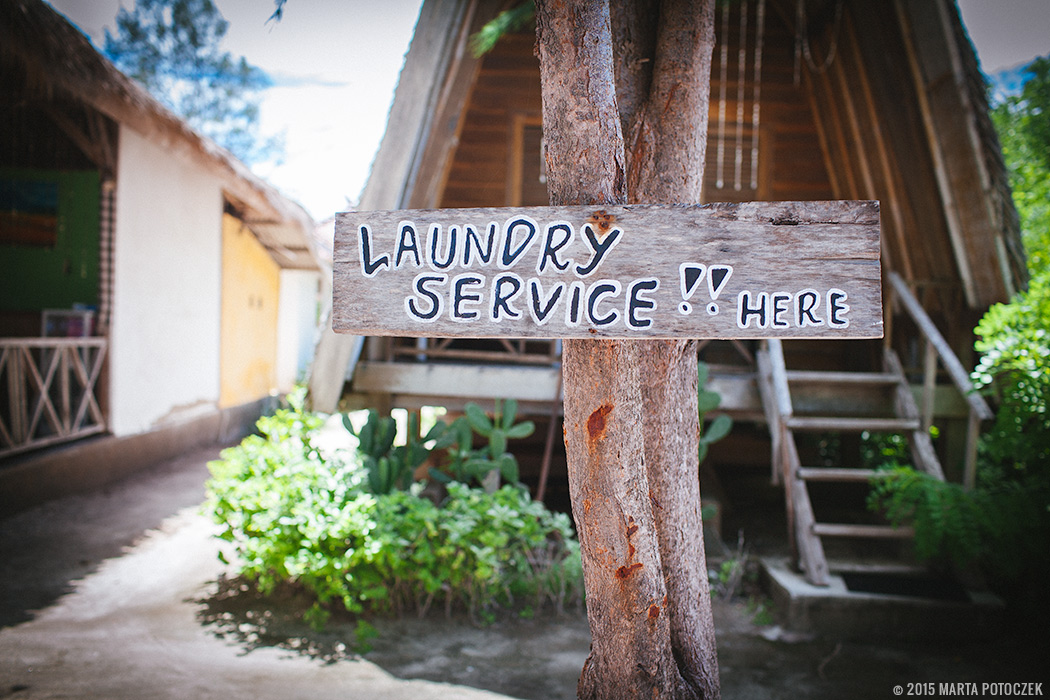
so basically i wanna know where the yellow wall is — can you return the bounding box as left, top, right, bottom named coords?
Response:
left=220, top=213, right=280, bottom=407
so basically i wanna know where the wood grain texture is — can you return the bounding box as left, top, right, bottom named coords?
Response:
left=333, top=200, right=882, bottom=339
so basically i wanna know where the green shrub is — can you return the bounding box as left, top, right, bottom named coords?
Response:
left=866, top=275, right=1050, bottom=592
left=205, top=393, right=582, bottom=627
left=972, top=272, right=1050, bottom=471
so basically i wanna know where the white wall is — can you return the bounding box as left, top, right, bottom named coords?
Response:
left=276, top=268, right=322, bottom=391
left=109, top=128, right=225, bottom=436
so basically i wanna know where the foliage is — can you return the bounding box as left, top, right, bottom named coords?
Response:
left=104, top=0, right=283, bottom=166
left=858, top=430, right=911, bottom=470
left=972, top=274, right=1050, bottom=471
left=982, top=54, right=1050, bottom=474
left=991, top=55, right=1050, bottom=273
left=868, top=466, right=983, bottom=566
left=697, top=362, right=732, bottom=464
left=429, top=399, right=535, bottom=488
left=469, top=1, right=535, bottom=57
left=344, top=409, right=450, bottom=495
left=205, top=393, right=580, bottom=628
left=868, top=464, right=1050, bottom=583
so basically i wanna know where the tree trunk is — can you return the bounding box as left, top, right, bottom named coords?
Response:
left=535, top=1, right=718, bottom=698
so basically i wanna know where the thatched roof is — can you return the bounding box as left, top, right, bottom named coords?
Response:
left=0, top=0, right=321, bottom=271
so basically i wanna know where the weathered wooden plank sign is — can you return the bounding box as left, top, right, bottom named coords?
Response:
left=333, top=200, right=882, bottom=339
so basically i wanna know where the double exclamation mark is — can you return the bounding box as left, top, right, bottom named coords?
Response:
left=678, top=263, right=733, bottom=316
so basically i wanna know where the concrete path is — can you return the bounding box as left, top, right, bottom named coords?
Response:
left=0, top=446, right=510, bottom=700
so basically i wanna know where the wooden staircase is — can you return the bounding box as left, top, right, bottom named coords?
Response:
left=756, top=338, right=947, bottom=586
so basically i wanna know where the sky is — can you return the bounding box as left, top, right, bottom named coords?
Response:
left=44, top=0, right=1050, bottom=223
left=46, top=0, right=424, bottom=220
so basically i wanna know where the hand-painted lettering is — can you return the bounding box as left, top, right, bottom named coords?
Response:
left=770, top=292, right=792, bottom=328
left=452, top=273, right=484, bottom=321
left=395, top=222, right=422, bottom=268
left=795, top=289, right=823, bottom=327
left=463, top=223, right=496, bottom=267
left=566, top=282, right=584, bottom=326
left=491, top=273, right=524, bottom=321
left=538, top=221, right=574, bottom=274
left=406, top=273, right=446, bottom=321
left=358, top=225, right=390, bottom=277
left=347, top=213, right=870, bottom=336
left=529, top=279, right=564, bottom=325
left=428, top=224, right=458, bottom=270
left=501, top=217, right=538, bottom=269
left=827, top=289, right=850, bottom=328
left=736, top=288, right=851, bottom=329
left=737, top=291, right=768, bottom=329
left=575, top=225, right=622, bottom=277
left=627, top=278, right=659, bottom=329
left=587, top=280, right=622, bottom=327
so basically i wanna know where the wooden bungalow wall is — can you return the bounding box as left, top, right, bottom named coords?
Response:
left=436, top=10, right=836, bottom=210
left=439, top=32, right=544, bottom=209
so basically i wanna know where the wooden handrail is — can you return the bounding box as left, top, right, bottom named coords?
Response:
left=887, top=272, right=994, bottom=488
left=887, top=272, right=993, bottom=422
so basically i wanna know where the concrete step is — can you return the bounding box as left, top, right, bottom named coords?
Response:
left=759, top=557, right=1005, bottom=642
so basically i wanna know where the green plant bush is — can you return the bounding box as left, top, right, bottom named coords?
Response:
left=972, top=272, right=1050, bottom=471
left=866, top=274, right=1050, bottom=590
left=205, top=392, right=581, bottom=627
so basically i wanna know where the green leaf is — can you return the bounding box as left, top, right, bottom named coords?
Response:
left=506, top=421, right=535, bottom=439
left=465, top=403, right=492, bottom=433
left=702, top=414, right=732, bottom=444
left=501, top=398, right=519, bottom=430
left=697, top=390, right=721, bottom=415
left=498, top=454, right=519, bottom=484
left=489, top=431, right=508, bottom=460
left=698, top=361, right=711, bottom=386
left=428, top=467, right=452, bottom=484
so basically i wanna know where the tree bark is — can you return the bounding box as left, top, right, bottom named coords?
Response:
left=536, top=1, right=718, bottom=698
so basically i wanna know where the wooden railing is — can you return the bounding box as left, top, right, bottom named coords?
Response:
left=0, top=338, right=107, bottom=459
left=887, top=272, right=994, bottom=488
left=386, top=336, right=560, bottom=366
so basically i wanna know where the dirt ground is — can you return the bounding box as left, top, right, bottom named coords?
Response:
left=1, top=443, right=1047, bottom=699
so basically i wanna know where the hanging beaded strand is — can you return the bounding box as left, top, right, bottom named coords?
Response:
left=751, top=0, right=766, bottom=191
left=715, top=1, right=730, bottom=190
left=734, top=0, right=748, bottom=191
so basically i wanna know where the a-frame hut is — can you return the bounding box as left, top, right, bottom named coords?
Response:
left=313, top=0, right=1025, bottom=584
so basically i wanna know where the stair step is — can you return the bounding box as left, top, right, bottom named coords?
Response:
left=786, top=416, right=921, bottom=432
left=797, top=467, right=883, bottom=482
left=812, top=523, right=915, bottom=539
left=785, top=370, right=900, bottom=385
left=827, top=560, right=932, bottom=576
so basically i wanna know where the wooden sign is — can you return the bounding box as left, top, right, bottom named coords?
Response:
left=333, top=200, right=882, bottom=340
